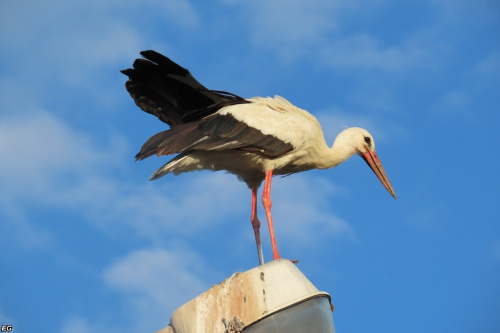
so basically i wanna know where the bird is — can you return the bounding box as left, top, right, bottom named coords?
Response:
left=121, top=50, right=396, bottom=266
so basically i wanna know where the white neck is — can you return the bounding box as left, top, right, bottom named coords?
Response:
left=315, top=129, right=359, bottom=169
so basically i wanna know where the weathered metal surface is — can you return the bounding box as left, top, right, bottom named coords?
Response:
left=157, top=259, right=331, bottom=333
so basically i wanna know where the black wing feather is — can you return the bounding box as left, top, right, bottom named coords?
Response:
left=124, top=50, right=293, bottom=161
left=135, top=114, right=293, bottom=160
left=121, top=50, right=249, bottom=127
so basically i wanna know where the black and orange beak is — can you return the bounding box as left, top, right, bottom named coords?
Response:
left=362, top=150, right=397, bottom=199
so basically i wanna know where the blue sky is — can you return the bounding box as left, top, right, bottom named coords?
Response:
left=1, top=0, right=499, bottom=332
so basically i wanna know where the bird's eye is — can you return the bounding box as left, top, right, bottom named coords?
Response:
left=364, top=136, right=371, bottom=145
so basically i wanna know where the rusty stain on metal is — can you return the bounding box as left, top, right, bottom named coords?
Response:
left=222, top=316, right=244, bottom=333
left=162, top=259, right=332, bottom=333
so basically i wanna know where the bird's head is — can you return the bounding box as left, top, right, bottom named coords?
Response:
left=338, top=127, right=397, bottom=199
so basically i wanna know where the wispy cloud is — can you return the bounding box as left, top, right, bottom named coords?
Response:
left=248, top=0, right=341, bottom=60
left=0, top=105, right=356, bottom=251
left=0, top=307, right=14, bottom=327
left=61, top=316, right=122, bottom=333
left=94, top=173, right=249, bottom=241
left=271, top=175, right=356, bottom=248
left=60, top=246, right=220, bottom=332
left=0, top=109, right=125, bottom=249
left=0, top=110, right=126, bottom=203
left=0, top=0, right=200, bottom=98
left=234, top=0, right=436, bottom=73
left=0, top=109, right=247, bottom=246
left=0, top=204, right=54, bottom=250
left=493, top=241, right=500, bottom=261
left=318, top=33, right=433, bottom=72
left=103, top=247, right=209, bottom=302
left=430, top=90, right=473, bottom=119
left=429, top=50, right=500, bottom=121
left=102, top=247, right=212, bottom=331
left=476, top=51, right=500, bottom=77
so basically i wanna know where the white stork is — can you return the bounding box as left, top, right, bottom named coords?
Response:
left=122, top=50, right=396, bottom=265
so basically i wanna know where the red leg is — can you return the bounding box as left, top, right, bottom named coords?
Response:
left=251, top=188, right=265, bottom=265
left=262, top=170, right=280, bottom=261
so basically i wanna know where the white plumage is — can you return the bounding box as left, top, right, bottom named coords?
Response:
left=122, top=50, right=396, bottom=265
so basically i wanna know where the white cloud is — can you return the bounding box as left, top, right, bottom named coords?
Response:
left=61, top=316, right=122, bottom=333
left=0, top=110, right=126, bottom=203
left=60, top=246, right=228, bottom=332
left=0, top=0, right=199, bottom=93
left=102, top=247, right=211, bottom=331
left=237, top=0, right=434, bottom=72
left=318, top=33, right=432, bottom=72
left=0, top=109, right=126, bottom=249
left=429, top=50, right=500, bottom=120
left=103, top=248, right=208, bottom=300
left=248, top=0, right=341, bottom=60
left=0, top=307, right=14, bottom=328
left=0, top=108, right=248, bottom=245
left=92, top=173, right=249, bottom=241
left=270, top=175, right=356, bottom=248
